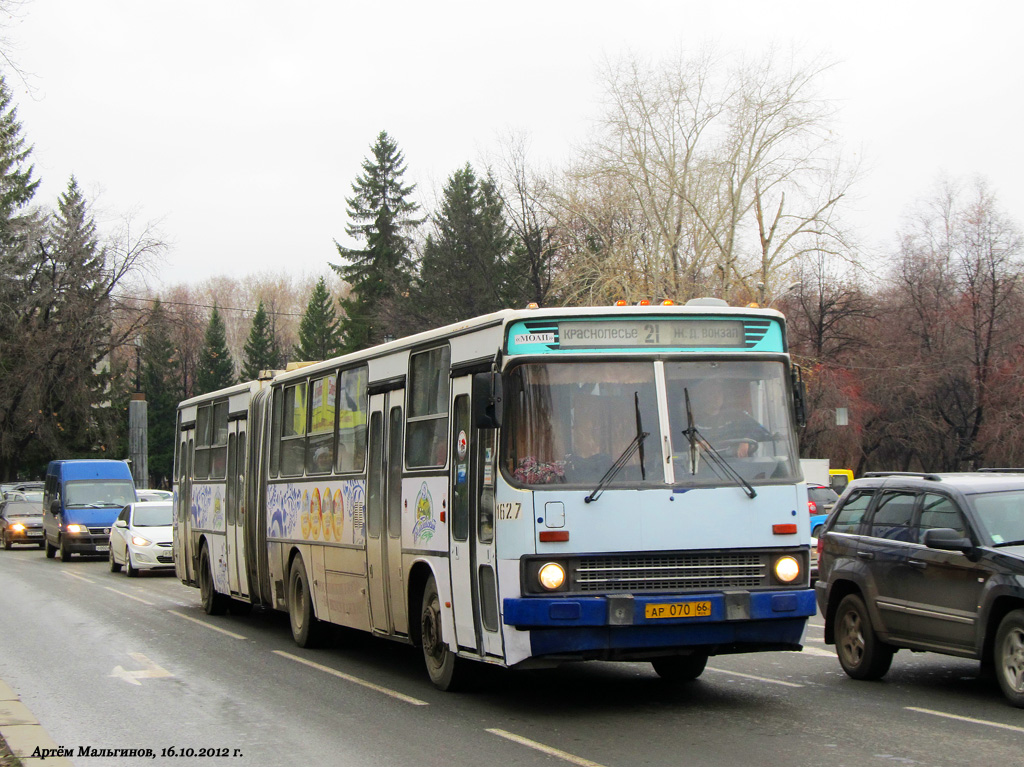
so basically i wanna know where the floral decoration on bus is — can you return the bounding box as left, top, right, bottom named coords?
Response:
left=191, top=484, right=225, bottom=532
left=412, top=481, right=436, bottom=544
left=267, top=480, right=366, bottom=545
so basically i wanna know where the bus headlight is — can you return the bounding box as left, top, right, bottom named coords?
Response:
left=538, top=562, right=566, bottom=591
left=773, top=556, right=801, bottom=583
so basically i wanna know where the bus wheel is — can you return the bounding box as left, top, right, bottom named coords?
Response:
left=199, top=544, right=228, bottom=616
left=44, top=539, right=56, bottom=559
left=420, top=576, right=465, bottom=691
left=59, top=536, right=71, bottom=562
left=288, top=555, right=324, bottom=648
left=651, top=653, right=709, bottom=681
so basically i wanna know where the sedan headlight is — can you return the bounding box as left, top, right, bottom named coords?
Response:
left=9, top=522, right=26, bottom=532
left=131, top=535, right=152, bottom=547
left=65, top=524, right=86, bottom=533
left=773, top=555, right=801, bottom=583
left=538, top=562, right=566, bottom=591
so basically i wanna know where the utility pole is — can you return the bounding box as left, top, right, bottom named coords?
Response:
left=128, top=335, right=148, bottom=489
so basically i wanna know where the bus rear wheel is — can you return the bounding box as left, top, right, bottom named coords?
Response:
left=288, top=555, right=325, bottom=648
left=420, top=576, right=466, bottom=691
left=199, top=544, right=228, bottom=615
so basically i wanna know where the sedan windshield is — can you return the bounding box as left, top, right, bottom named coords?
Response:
left=132, top=503, right=173, bottom=527
left=969, top=491, right=1024, bottom=545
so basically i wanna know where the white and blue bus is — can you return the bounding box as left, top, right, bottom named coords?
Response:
left=173, top=300, right=815, bottom=689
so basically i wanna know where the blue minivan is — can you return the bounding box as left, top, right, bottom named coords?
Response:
left=42, top=460, right=137, bottom=561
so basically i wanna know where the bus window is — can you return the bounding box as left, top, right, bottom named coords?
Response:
left=407, top=346, right=450, bottom=469
left=336, top=367, right=368, bottom=473
left=306, top=374, right=336, bottom=474
left=281, top=382, right=307, bottom=476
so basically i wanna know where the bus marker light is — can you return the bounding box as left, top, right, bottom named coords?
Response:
left=539, top=531, right=569, bottom=542
left=772, top=524, right=797, bottom=535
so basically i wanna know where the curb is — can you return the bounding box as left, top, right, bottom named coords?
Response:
left=0, top=680, right=74, bottom=766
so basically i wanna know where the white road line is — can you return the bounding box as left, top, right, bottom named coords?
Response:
left=59, top=571, right=94, bottom=583
left=168, top=610, right=247, bottom=639
left=273, top=651, right=429, bottom=706
left=905, top=707, right=1024, bottom=734
left=799, top=646, right=836, bottom=657
left=705, top=667, right=804, bottom=687
left=103, top=587, right=155, bottom=606
left=487, top=729, right=609, bottom=767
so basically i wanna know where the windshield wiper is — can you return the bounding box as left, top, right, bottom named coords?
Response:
left=584, top=392, right=649, bottom=504
left=680, top=387, right=757, bottom=499
left=993, top=539, right=1024, bottom=547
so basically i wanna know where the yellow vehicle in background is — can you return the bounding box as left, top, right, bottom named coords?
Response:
left=829, top=468, right=854, bottom=493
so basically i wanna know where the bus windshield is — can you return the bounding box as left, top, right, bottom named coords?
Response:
left=503, top=361, right=665, bottom=488
left=665, top=360, right=799, bottom=484
left=503, top=359, right=799, bottom=488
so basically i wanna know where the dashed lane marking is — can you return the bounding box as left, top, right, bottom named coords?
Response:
left=273, top=651, right=429, bottom=706
left=103, top=587, right=155, bottom=606
left=167, top=610, right=247, bottom=639
left=906, top=707, right=1024, bottom=734
left=487, top=728, right=609, bottom=767
left=705, top=667, right=805, bottom=687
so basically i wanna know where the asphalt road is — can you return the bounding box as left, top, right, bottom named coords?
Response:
left=1, top=547, right=1022, bottom=767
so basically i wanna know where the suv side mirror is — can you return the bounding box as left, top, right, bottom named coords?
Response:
left=922, top=527, right=973, bottom=553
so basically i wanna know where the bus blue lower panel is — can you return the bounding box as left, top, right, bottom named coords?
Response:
left=503, top=590, right=815, bottom=657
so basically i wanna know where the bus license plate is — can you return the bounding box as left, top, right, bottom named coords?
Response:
left=645, top=601, right=712, bottom=619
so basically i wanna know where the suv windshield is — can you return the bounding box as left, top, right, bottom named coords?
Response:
left=969, top=490, right=1024, bottom=545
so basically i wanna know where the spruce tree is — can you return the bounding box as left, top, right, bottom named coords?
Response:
left=241, top=300, right=281, bottom=379
left=293, top=277, right=341, bottom=362
left=195, top=305, right=235, bottom=395
left=332, top=130, right=421, bottom=352
left=416, top=164, right=515, bottom=326
left=141, top=300, right=181, bottom=486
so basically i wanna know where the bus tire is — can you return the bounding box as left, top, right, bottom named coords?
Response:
left=199, top=543, right=228, bottom=616
left=420, top=575, right=466, bottom=691
left=44, top=538, right=56, bottom=559
left=651, top=653, right=708, bottom=681
left=59, top=536, right=71, bottom=562
left=288, top=555, right=325, bottom=648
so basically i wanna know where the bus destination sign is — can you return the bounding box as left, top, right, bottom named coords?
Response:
left=557, top=320, right=746, bottom=349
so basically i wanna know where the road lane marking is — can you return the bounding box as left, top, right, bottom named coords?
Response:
left=799, top=646, right=836, bottom=657
left=487, top=729, right=608, bottom=767
left=906, top=707, right=1024, bottom=733
left=110, top=653, right=173, bottom=686
left=168, top=610, right=247, bottom=639
left=59, top=571, right=94, bottom=583
left=273, top=651, right=428, bottom=706
left=705, top=667, right=804, bottom=687
left=104, top=587, right=155, bottom=606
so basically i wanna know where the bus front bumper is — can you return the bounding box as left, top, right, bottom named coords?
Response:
left=503, top=589, right=816, bottom=658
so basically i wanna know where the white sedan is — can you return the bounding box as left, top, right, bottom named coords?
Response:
left=109, top=502, right=174, bottom=576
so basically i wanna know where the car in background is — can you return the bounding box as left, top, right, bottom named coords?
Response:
left=1, top=499, right=45, bottom=549
left=108, top=501, right=174, bottom=576
left=816, top=470, right=1024, bottom=707
left=137, top=489, right=173, bottom=502
left=2, top=481, right=44, bottom=502
left=808, top=483, right=839, bottom=537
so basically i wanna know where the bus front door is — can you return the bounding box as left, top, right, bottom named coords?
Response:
left=449, top=378, right=504, bottom=658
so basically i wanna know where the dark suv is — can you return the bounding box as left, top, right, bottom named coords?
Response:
left=815, top=471, right=1024, bottom=707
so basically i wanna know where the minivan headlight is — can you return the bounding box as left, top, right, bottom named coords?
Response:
left=65, top=524, right=86, bottom=533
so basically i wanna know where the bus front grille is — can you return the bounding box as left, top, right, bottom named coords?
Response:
left=575, top=553, right=766, bottom=591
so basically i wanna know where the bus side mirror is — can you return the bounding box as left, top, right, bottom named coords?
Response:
left=791, top=367, right=807, bottom=428
left=473, top=372, right=503, bottom=429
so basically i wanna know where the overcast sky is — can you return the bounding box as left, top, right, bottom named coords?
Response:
left=8, top=0, right=1023, bottom=290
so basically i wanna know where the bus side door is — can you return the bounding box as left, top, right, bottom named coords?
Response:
left=225, top=419, right=248, bottom=598
left=366, top=389, right=405, bottom=635
left=449, top=377, right=504, bottom=658
left=175, top=430, right=194, bottom=584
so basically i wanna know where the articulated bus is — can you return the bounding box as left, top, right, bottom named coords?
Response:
left=173, top=300, right=816, bottom=689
